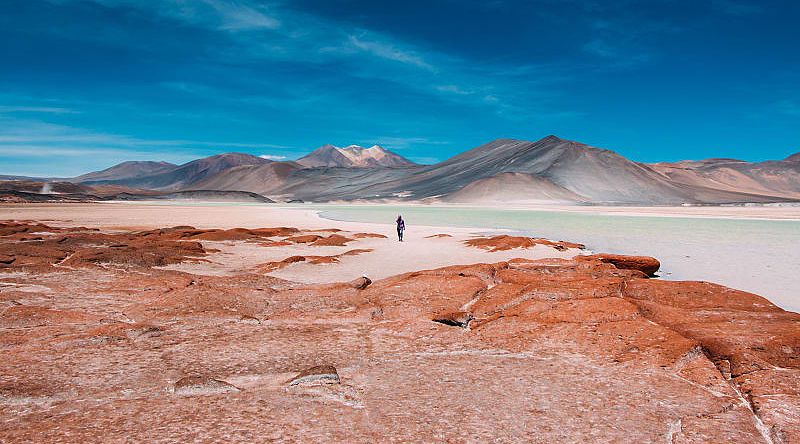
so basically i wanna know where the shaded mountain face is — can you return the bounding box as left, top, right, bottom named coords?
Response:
left=785, top=152, right=800, bottom=162
left=297, top=144, right=416, bottom=168
left=77, top=153, right=271, bottom=191
left=74, top=161, right=176, bottom=183
left=188, top=161, right=304, bottom=197
left=442, top=172, right=587, bottom=204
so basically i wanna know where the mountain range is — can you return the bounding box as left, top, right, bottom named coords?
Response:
left=3, top=136, right=799, bottom=205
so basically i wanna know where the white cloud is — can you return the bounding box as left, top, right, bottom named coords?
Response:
left=259, top=154, right=287, bottom=160
left=360, top=136, right=451, bottom=150
left=53, top=0, right=280, bottom=32
left=202, top=0, right=280, bottom=31
left=436, top=85, right=473, bottom=95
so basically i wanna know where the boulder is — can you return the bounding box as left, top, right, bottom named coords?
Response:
left=349, top=276, right=372, bottom=290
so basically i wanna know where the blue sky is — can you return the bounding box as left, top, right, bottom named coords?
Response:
left=1, top=0, right=799, bottom=176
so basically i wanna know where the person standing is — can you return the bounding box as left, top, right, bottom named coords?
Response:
left=396, top=215, right=405, bottom=242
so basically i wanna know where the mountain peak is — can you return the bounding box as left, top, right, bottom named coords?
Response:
left=297, top=144, right=415, bottom=168
left=341, top=144, right=386, bottom=152
left=540, top=135, right=564, bottom=143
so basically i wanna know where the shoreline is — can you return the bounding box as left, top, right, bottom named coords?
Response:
left=10, top=199, right=800, bottom=221
left=311, top=201, right=800, bottom=222
left=2, top=202, right=798, bottom=312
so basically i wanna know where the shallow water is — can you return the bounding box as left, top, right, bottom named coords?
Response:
left=315, top=205, right=800, bottom=312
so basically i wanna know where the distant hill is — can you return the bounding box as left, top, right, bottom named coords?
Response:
left=297, top=144, right=416, bottom=168
left=108, top=190, right=274, bottom=203
left=78, top=153, right=271, bottom=190
left=22, top=137, right=800, bottom=205
left=648, top=155, right=800, bottom=200
left=74, top=161, right=176, bottom=183
left=0, top=180, right=152, bottom=197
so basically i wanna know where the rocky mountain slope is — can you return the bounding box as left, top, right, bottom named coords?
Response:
left=74, top=161, right=177, bottom=183
left=78, top=153, right=271, bottom=191
left=442, top=172, right=588, bottom=203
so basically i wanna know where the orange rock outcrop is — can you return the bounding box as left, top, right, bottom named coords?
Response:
left=465, top=234, right=585, bottom=252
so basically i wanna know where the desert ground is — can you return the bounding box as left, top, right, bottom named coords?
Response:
left=1, top=203, right=798, bottom=443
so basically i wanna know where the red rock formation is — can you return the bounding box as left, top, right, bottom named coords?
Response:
left=465, top=234, right=585, bottom=252
left=138, top=226, right=299, bottom=241
left=285, top=234, right=321, bottom=243
left=63, top=239, right=207, bottom=268
left=577, top=253, right=661, bottom=276
left=353, top=232, right=388, bottom=239
left=310, top=234, right=354, bottom=246
left=256, top=249, right=373, bottom=272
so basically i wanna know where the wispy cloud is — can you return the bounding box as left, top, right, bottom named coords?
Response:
left=346, top=35, right=434, bottom=70
left=436, top=84, right=473, bottom=95
left=0, top=117, right=287, bottom=157
left=711, top=0, right=762, bottom=16
left=0, top=145, right=162, bottom=157
left=583, top=39, right=617, bottom=58
left=777, top=99, right=800, bottom=117
left=202, top=0, right=280, bottom=30
left=66, top=0, right=281, bottom=32
left=359, top=136, right=451, bottom=151
left=48, top=0, right=562, bottom=118
left=0, top=105, right=78, bottom=114
left=259, top=154, right=287, bottom=160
